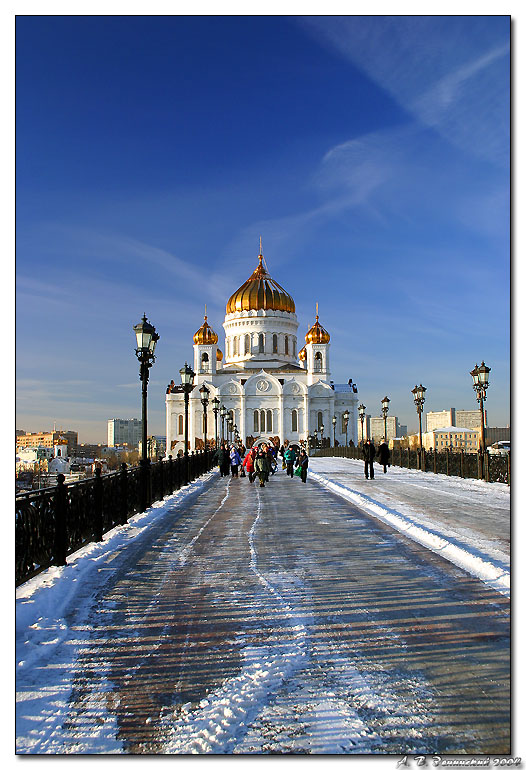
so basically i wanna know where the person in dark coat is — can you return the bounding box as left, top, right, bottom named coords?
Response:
left=213, top=443, right=231, bottom=477
left=362, top=438, right=376, bottom=479
left=254, top=448, right=270, bottom=487
left=377, top=440, right=391, bottom=474
left=297, top=450, right=309, bottom=483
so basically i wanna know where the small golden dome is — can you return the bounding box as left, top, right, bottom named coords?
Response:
left=226, top=245, right=295, bottom=314
left=298, top=346, right=306, bottom=361
left=216, top=348, right=223, bottom=361
left=193, top=315, right=218, bottom=345
left=305, top=306, right=330, bottom=344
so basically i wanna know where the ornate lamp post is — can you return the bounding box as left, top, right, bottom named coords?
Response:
left=133, top=314, right=159, bottom=511
left=343, top=410, right=349, bottom=447
left=227, top=418, right=233, bottom=444
left=381, top=396, right=390, bottom=442
left=314, top=429, right=318, bottom=448
left=411, top=384, right=427, bottom=469
left=220, top=405, right=227, bottom=443
left=470, top=361, right=491, bottom=478
left=320, top=424, right=324, bottom=447
left=332, top=415, right=337, bottom=447
left=179, top=362, right=195, bottom=483
left=358, top=404, right=366, bottom=445
left=212, top=397, right=220, bottom=449
left=199, top=384, right=210, bottom=452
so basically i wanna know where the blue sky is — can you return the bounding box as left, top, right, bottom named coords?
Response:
left=15, top=15, right=510, bottom=443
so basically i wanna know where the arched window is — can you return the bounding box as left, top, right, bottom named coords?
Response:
left=202, top=413, right=207, bottom=433
left=201, top=352, right=209, bottom=371
left=317, top=411, right=323, bottom=429
left=254, top=411, right=259, bottom=432
left=285, top=336, right=289, bottom=355
left=244, top=334, right=250, bottom=354
left=258, top=333, right=264, bottom=353
left=273, top=334, right=278, bottom=353
left=314, top=352, right=323, bottom=371
left=291, top=409, right=298, bottom=432
left=228, top=409, right=234, bottom=423
left=267, top=410, right=272, bottom=432
left=178, top=415, right=184, bottom=434
left=260, top=410, right=266, bottom=432
left=292, top=339, right=296, bottom=357
left=233, top=336, right=239, bottom=356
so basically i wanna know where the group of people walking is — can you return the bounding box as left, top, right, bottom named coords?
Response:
left=212, top=442, right=309, bottom=487
left=362, top=438, right=391, bottom=479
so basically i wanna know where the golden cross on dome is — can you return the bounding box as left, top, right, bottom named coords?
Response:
left=316, top=302, right=319, bottom=320
left=204, top=303, right=207, bottom=320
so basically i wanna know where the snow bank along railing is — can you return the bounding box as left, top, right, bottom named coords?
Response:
left=312, top=445, right=510, bottom=485
left=15, top=450, right=216, bottom=586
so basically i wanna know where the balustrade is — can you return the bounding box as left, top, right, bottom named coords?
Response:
left=15, top=451, right=215, bottom=586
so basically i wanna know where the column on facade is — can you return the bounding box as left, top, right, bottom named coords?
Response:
left=303, top=392, right=309, bottom=442
left=240, top=393, right=246, bottom=446
left=278, top=393, right=284, bottom=444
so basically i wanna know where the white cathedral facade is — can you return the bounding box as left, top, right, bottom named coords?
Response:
left=165, top=244, right=359, bottom=454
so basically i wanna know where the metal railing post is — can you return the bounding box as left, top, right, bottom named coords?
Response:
left=120, top=463, right=128, bottom=525
left=94, top=466, right=104, bottom=541
left=53, top=474, right=68, bottom=567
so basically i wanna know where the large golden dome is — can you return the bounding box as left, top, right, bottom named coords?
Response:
left=193, top=315, right=218, bottom=345
left=305, top=306, right=330, bottom=344
left=226, top=247, right=295, bottom=315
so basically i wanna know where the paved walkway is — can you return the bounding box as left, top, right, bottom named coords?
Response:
left=17, top=469, right=510, bottom=754
left=309, top=456, right=510, bottom=566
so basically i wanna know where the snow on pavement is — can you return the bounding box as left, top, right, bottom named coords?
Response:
left=309, top=456, right=510, bottom=597
left=16, top=471, right=219, bottom=754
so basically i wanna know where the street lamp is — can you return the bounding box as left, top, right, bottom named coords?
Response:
left=470, top=361, right=491, bottom=478
left=227, top=418, right=233, bottom=444
left=133, top=314, right=159, bottom=511
left=332, top=415, right=337, bottom=447
left=411, top=384, right=427, bottom=469
left=381, top=396, right=390, bottom=442
left=320, top=424, right=324, bottom=447
left=199, top=383, right=210, bottom=452
left=358, top=404, right=366, bottom=445
left=212, top=397, right=220, bottom=448
left=343, top=410, right=349, bottom=447
left=220, top=405, right=227, bottom=443
left=314, top=429, right=318, bottom=448
left=179, top=362, right=195, bottom=483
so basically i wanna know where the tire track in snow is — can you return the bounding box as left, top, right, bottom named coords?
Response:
left=162, top=485, right=310, bottom=753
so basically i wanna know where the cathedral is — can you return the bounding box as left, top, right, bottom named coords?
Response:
left=165, top=242, right=359, bottom=454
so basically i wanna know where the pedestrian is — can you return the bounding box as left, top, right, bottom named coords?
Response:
left=279, top=444, right=286, bottom=470
left=362, top=438, right=376, bottom=479
left=377, top=439, right=391, bottom=474
left=268, top=444, right=278, bottom=474
left=254, top=447, right=270, bottom=487
left=230, top=445, right=241, bottom=477
left=284, top=445, right=296, bottom=477
left=242, top=447, right=256, bottom=483
left=213, top=443, right=231, bottom=478
left=297, top=449, right=309, bottom=483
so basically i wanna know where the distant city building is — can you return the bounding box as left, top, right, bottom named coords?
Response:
left=75, top=443, right=107, bottom=459
left=16, top=430, right=78, bottom=454
left=139, top=435, right=166, bottom=460
left=423, top=426, right=479, bottom=453
left=426, top=408, right=486, bottom=432
left=486, top=427, right=511, bottom=445
left=107, top=418, right=142, bottom=447
left=369, top=415, right=402, bottom=442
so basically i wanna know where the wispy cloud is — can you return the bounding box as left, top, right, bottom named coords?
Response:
left=299, top=16, right=509, bottom=167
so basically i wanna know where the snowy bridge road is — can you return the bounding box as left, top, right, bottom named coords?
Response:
left=16, top=469, right=510, bottom=755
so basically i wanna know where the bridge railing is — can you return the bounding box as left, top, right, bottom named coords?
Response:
left=15, top=451, right=215, bottom=586
left=311, top=446, right=510, bottom=485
